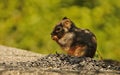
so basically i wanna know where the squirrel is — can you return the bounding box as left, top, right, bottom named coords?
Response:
left=51, top=17, right=97, bottom=58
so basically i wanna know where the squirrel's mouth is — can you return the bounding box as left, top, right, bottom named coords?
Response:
left=51, top=35, right=59, bottom=41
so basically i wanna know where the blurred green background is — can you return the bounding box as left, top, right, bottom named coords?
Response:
left=0, top=0, right=120, bottom=61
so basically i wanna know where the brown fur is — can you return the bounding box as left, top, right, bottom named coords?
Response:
left=51, top=17, right=97, bottom=58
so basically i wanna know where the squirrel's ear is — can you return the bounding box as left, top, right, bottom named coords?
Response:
left=62, top=17, right=68, bottom=20
left=63, top=18, right=72, bottom=29
left=62, top=17, right=72, bottom=29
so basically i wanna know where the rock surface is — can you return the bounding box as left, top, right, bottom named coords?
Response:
left=0, top=45, right=120, bottom=75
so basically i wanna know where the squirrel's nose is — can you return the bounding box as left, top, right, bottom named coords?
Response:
left=51, top=32, right=54, bottom=35
left=51, top=31, right=56, bottom=35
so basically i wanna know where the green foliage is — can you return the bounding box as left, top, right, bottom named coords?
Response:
left=0, top=0, right=120, bottom=61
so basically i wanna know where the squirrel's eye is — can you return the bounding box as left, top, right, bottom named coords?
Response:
left=56, top=26, right=62, bottom=32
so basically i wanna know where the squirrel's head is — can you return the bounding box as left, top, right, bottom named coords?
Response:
left=51, top=17, right=75, bottom=41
